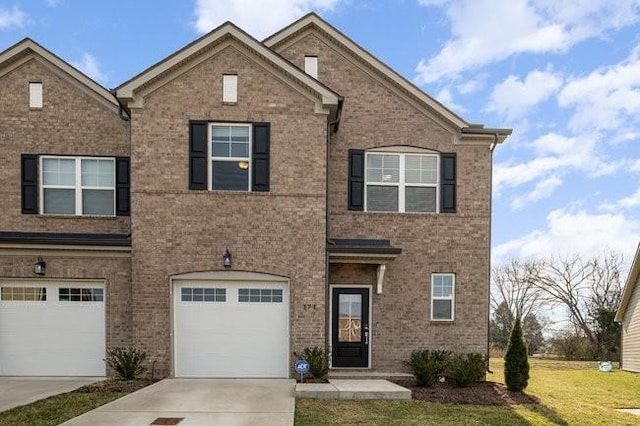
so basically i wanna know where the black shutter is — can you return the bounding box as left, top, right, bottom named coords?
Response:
left=189, top=121, right=208, bottom=190
left=21, top=154, right=38, bottom=214
left=441, top=153, right=456, bottom=213
left=348, top=149, right=365, bottom=211
left=115, top=157, right=130, bottom=216
left=252, top=122, right=270, bottom=192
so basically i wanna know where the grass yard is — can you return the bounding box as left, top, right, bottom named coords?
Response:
left=0, top=391, right=125, bottom=426
left=295, top=358, right=640, bottom=425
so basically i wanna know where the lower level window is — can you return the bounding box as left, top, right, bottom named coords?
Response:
left=0, top=286, right=46, bottom=301
left=59, top=288, right=104, bottom=302
left=431, top=274, right=454, bottom=321
left=238, top=288, right=283, bottom=303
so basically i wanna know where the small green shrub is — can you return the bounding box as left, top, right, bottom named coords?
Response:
left=447, top=352, right=487, bottom=387
left=297, top=346, right=330, bottom=378
left=105, top=347, right=147, bottom=380
left=504, top=316, right=530, bottom=391
left=405, top=349, right=451, bottom=388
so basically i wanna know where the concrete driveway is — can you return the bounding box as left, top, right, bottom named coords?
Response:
left=62, top=378, right=296, bottom=426
left=0, top=377, right=102, bottom=412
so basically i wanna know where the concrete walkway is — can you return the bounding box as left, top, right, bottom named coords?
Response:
left=0, top=377, right=102, bottom=412
left=296, top=379, right=411, bottom=399
left=62, top=379, right=295, bottom=426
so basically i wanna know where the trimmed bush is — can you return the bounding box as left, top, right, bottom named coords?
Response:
left=447, top=352, right=487, bottom=387
left=405, top=350, right=451, bottom=388
left=105, top=347, right=147, bottom=380
left=504, top=316, right=530, bottom=391
left=298, top=346, right=330, bottom=378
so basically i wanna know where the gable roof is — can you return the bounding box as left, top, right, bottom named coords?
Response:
left=116, top=21, right=340, bottom=114
left=264, top=13, right=511, bottom=143
left=616, top=242, right=640, bottom=322
left=0, top=38, right=120, bottom=112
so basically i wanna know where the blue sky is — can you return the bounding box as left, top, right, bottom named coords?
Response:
left=2, top=0, right=640, bottom=267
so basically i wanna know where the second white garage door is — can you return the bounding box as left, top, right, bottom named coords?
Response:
left=173, top=280, right=289, bottom=378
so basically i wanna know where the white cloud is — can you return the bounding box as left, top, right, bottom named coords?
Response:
left=631, top=159, right=640, bottom=172
left=0, top=6, right=27, bottom=29
left=511, top=176, right=563, bottom=210
left=493, top=208, right=640, bottom=262
left=493, top=132, right=615, bottom=194
left=618, top=185, right=640, bottom=209
left=71, top=53, right=108, bottom=85
left=46, top=0, right=61, bottom=6
left=434, top=87, right=466, bottom=113
left=193, top=0, right=340, bottom=39
left=486, top=68, right=563, bottom=120
left=456, top=79, right=483, bottom=95
left=558, top=45, right=640, bottom=134
left=415, top=0, right=640, bottom=84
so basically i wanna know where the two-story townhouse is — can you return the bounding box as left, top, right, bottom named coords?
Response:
left=0, top=13, right=509, bottom=378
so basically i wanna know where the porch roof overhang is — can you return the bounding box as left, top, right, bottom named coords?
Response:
left=327, top=239, right=401, bottom=264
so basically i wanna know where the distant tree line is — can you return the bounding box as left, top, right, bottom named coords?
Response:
left=490, top=251, right=623, bottom=361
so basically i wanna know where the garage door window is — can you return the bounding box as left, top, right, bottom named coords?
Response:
left=59, top=288, right=104, bottom=302
left=181, top=287, right=226, bottom=302
left=238, top=288, right=283, bottom=303
left=0, top=287, right=46, bottom=301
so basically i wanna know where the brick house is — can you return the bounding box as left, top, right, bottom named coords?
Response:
left=0, top=14, right=510, bottom=377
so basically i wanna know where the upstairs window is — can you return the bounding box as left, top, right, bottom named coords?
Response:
left=211, top=124, right=250, bottom=191
left=365, top=152, right=438, bottom=212
left=40, top=156, right=115, bottom=216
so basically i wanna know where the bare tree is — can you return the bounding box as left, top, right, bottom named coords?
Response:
left=491, top=258, right=544, bottom=320
left=533, top=251, right=624, bottom=359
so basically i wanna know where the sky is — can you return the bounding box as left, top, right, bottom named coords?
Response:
left=2, top=0, right=640, bottom=270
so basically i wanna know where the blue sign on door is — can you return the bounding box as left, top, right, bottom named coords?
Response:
left=295, top=359, right=310, bottom=375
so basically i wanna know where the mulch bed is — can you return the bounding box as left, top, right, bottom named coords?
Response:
left=74, top=379, right=156, bottom=393
left=390, top=379, right=539, bottom=406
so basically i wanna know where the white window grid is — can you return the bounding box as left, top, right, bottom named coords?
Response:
left=39, top=156, right=115, bottom=216
left=208, top=123, right=252, bottom=191
left=431, top=273, right=455, bottom=321
left=364, top=152, right=439, bottom=213
left=181, top=287, right=226, bottom=302
left=238, top=288, right=283, bottom=303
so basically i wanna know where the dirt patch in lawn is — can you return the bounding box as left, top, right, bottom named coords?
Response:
left=74, top=379, right=156, bottom=394
left=390, top=379, right=539, bottom=406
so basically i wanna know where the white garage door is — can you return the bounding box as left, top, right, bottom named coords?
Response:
left=0, top=282, right=106, bottom=376
left=174, top=281, right=289, bottom=378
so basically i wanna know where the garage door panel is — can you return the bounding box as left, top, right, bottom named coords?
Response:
left=0, top=283, right=105, bottom=376
left=174, top=281, right=289, bottom=378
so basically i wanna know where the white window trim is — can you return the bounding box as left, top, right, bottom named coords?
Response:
left=431, top=273, right=455, bottom=321
left=208, top=123, right=252, bottom=192
left=222, top=74, right=238, bottom=103
left=39, top=156, right=116, bottom=216
left=364, top=152, right=440, bottom=213
left=29, top=82, right=43, bottom=108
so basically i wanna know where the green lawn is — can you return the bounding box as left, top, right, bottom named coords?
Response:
left=0, top=391, right=125, bottom=426
left=295, top=358, right=640, bottom=425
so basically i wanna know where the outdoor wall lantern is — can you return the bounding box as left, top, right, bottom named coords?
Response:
left=34, top=257, right=46, bottom=276
left=223, top=249, right=232, bottom=269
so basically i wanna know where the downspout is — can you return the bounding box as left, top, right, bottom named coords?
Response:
left=487, top=132, right=498, bottom=373
left=325, top=97, right=344, bottom=353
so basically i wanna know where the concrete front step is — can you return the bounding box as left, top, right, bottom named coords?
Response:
left=295, top=379, right=411, bottom=400
left=328, top=370, right=414, bottom=381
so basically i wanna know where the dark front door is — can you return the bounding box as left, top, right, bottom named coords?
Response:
left=332, top=288, right=369, bottom=367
